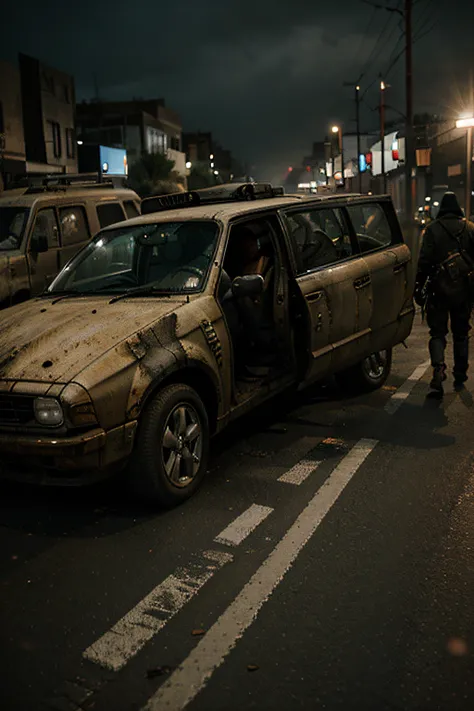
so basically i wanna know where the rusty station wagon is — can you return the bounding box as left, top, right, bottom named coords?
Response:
left=0, top=183, right=414, bottom=506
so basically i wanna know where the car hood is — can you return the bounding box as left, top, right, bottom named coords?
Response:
left=0, top=295, right=186, bottom=383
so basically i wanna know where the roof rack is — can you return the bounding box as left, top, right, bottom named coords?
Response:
left=141, top=182, right=285, bottom=215
left=19, top=173, right=128, bottom=194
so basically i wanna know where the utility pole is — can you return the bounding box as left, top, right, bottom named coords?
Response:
left=356, top=85, right=362, bottom=192
left=467, top=126, right=473, bottom=219
left=405, top=0, right=414, bottom=223
left=380, top=78, right=386, bottom=193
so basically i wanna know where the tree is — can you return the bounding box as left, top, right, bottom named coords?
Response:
left=187, top=161, right=223, bottom=190
left=128, top=151, right=183, bottom=197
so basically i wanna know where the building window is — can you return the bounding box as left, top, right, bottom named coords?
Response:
left=59, top=206, right=90, bottom=246
left=48, top=121, right=62, bottom=158
left=66, top=128, right=76, bottom=159
left=41, top=71, right=55, bottom=95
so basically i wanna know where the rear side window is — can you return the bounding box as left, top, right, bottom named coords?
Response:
left=97, top=202, right=126, bottom=228
left=346, top=203, right=393, bottom=253
left=285, top=206, right=354, bottom=274
left=59, top=206, right=90, bottom=246
left=32, top=208, right=60, bottom=249
left=123, top=201, right=140, bottom=219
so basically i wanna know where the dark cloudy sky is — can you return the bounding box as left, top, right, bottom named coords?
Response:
left=3, top=0, right=473, bottom=181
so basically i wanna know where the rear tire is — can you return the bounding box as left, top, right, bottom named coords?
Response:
left=336, top=349, right=392, bottom=394
left=129, top=383, right=209, bottom=507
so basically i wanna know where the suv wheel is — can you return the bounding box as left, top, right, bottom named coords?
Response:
left=130, top=384, right=209, bottom=507
left=336, top=349, right=392, bottom=393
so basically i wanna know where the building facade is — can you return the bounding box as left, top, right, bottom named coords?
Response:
left=19, top=53, right=77, bottom=175
left=76, top=99, right=186, bottom=177
left=0, top=61, right=27, bottom=188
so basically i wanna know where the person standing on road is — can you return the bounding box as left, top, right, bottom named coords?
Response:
left=414, top=192, right=474, bottom=393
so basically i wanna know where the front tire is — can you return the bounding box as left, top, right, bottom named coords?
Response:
left=336, top=349, right=392, bottom=394
left=129, top=384, right=209, bottom=507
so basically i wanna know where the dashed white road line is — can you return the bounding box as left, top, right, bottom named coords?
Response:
left=143, top=438, right=378, bottom=711
left=278, top=458, right=321, bottom=485
left=83, top=549, right=232, bottom=672
left=385, top=360, right=430, bottom=415
left=214, top=504, right=274, bottom=547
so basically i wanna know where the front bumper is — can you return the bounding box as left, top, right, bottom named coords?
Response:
left=0, top=421, right=137, bottom=486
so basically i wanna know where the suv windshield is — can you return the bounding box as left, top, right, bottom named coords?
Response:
left=47, top=220, right=220, bottom=295
left=0, top=207, right=30, bottom=251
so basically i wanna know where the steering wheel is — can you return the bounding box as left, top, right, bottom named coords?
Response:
left=169, top=266, right=203, bottom=278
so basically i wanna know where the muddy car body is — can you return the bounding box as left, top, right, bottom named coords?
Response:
left=0, top=175, right=140, bottom=308
left=0, top=184, right=414, bottom=505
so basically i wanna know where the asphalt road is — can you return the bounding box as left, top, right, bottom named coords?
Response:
left=2, top=319, right=474, bottom=711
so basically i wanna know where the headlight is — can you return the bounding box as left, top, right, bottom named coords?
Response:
left=33, top=397, right=64, bottom=427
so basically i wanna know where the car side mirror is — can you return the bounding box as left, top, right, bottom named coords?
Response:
left=30, top=234, right=49, bottom=253
left=231, top=274, right=264, bottom=299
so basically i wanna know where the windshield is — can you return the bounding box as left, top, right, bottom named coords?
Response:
left=47, top=220, right=220, bottom=295
left=0, top=207, right=30, bottom=251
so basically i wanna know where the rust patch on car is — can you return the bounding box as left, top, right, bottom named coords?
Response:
left=125, top=314, right=187, bottom=419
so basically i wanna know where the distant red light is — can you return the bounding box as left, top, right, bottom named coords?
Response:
left=366, top=152, right=372, bottom=165
left=306, top=165, right=311, bottom=172
left=392, top=149, right=399, bottom=161
left=288, top=166, right=293, bottom=172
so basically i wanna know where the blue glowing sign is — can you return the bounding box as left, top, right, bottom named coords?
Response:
left=99, top=146, right=128, bottom=176
left=359, top=154, right=367, bottom=173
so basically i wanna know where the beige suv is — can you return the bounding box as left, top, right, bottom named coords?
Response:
left=0, top=183, right=414, bottom=506
left=0, top=174, right=140, bottom=308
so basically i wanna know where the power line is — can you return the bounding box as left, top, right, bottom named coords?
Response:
left=354, top=6, right=379, bottom=73
left=413, top=0, right=435, bottom=35
left=358, top=11, right=398, bottom=84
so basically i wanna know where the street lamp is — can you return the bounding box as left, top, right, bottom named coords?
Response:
left=331, top=125, right=344, bottom=190
left=456, top=114, right=474, bottom=219
left=185, top=161, right=192, bottom=170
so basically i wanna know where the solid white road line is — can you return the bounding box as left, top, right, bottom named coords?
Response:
left=83, top=549, right=233, bottom=672
left=144, top=438, right=378, bottom=711
left=214, top=504, right=274, bottom=547
left=385, top=360, right=430, bottom=415
left=278, top=459, right=321, bottom=485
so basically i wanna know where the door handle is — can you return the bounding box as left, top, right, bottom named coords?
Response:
left=393, top=261, right=408, bottom=274
left=307, top=290, right=324, bottom=303
left=353, top=276, right=371, bottom=290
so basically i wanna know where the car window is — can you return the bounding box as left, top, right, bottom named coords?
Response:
left=285, top=207, right=354, bottom=274
left=32, top=208, right=59, bottom=249
left=59, top=206, right=90, bottom=246
left=123, top=201, right=140, bottom=219
left=48, top=220, right=220, bottom=295
left=346, top=203, right=393, bottom=253
left=96, top=202, right=126, bottom=228
left=0, top=207, right=29, bottom=251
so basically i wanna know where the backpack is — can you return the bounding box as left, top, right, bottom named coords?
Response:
left=434, top=220, right=474, bottom=305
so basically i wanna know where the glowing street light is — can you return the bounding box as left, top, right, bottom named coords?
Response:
left=456, top=116, right=474, bottom=129
left=210, top=154, right=214, bottom=160
left=330, top=125, right=344, bottom=190
left=185, top=161, right=192, bottom=170
left=456, top=114, right=474, bottom=217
